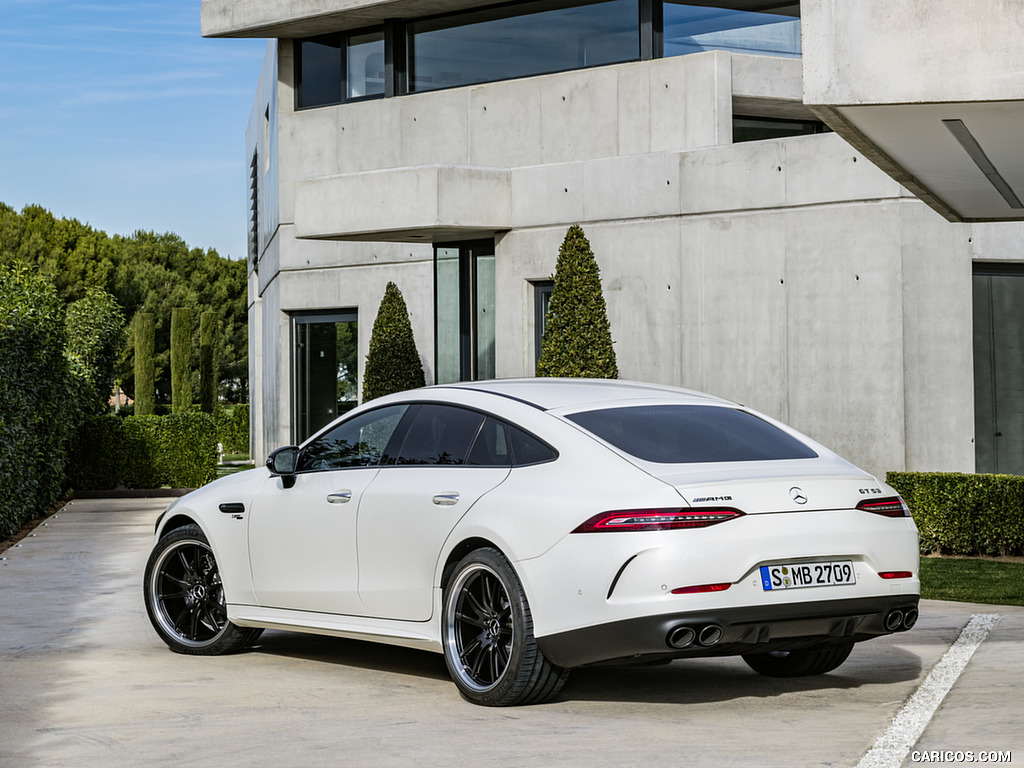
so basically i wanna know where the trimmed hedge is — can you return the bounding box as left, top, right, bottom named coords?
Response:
left=363, top=282, right=425, bottom=402
left=69, top=413, right=218, bottom=491
left=886, top=471, right=1024, bottom=557
left=216, top=403, right=249, bottom=455
left=0, top=265, right=75, bottom=538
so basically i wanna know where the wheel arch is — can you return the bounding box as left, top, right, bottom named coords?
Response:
left=440, top=537, right=501, bottom=588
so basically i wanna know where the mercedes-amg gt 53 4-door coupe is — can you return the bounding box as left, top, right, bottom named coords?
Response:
left=144, top=378, right=919, bottom=706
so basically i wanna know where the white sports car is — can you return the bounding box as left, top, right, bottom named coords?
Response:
left=144, top=379, right=919, bottom=706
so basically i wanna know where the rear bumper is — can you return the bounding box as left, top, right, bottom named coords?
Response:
left=536, top=594, right=920, bottom=668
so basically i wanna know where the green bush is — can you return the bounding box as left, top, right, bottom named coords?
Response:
left=536, top=225, right=618, bottom=379
left=199, top=311, right=217, bottom=414
left=0, top=265, right=75, bottom=537
left=65, top=287, right=126, bottom=417
left=886, top=471, right=1024, bottom=557
left=69, top=412, right=218, bottom=491
left=134, top=312, right=156, bottom=415
left=216, top=404, right=249, bottom=455
left=170, top=307, right=193, bottom=413
left=363, top=282, right=425, bottom=402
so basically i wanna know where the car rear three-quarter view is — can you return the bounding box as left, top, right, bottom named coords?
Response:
left=143, top=379, right=919, bottom=707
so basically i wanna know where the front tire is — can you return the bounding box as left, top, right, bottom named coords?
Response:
left=442, top=548, right=568, bottom=706
left=742, top=642, right=854, bottom=677
left=144, top=524, right=262, bottom=655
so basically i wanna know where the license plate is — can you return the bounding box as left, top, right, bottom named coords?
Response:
left=760, top=560, right=855, bottom=591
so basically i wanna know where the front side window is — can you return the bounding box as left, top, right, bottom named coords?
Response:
left=297, top=28, right=385, bottom=109
left=567, top=405, right=818, bottom=463
left=407, top=0, right=639, bottom=93
left=662, top=2, right=800, bottom=59
left=298, top=404, right=408, bottom=471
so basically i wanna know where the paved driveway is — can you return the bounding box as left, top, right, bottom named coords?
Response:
left=1, top=498, right=1019, bottom=767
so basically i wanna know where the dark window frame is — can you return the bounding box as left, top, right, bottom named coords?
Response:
left=295, top=25, right=387, bottom=110
left=291, top=309, right=360, bottom=445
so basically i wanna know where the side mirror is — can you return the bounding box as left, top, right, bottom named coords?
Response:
left=266, top=446, right=299, bottom=488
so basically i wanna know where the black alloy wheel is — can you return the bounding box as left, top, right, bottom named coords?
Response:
left=442, top=548, right=567, bottom=706
left=144, top=524, right=261, bottom=655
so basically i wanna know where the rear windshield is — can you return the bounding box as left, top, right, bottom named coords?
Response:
left=566, top=405, right=819, bottom=463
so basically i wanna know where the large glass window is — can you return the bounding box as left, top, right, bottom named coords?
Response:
left=435, top=241, right=495, bottom=384
left=294, top=311, right=359, bottom=443
left=662, top=2, right=800, bottom=59
left=296, top=29, right=385, bottom=109
left=407, top=0, right=639, bottom=93
left=973, top=264, right=1024, bottom=474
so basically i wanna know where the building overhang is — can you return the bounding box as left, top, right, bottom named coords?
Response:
left=293, top=165, right=510, bottom=243
left=202, top=0, right=500, bottom=38
left=802, top=0, right=1024, bottom=222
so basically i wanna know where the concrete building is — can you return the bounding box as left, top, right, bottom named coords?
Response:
left=201, top=0, right=1024, bottom=479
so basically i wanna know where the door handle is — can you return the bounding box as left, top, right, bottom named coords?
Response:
left=432, top=492, right=460, bottom=506
left=327, top=490, right=353, bottom=504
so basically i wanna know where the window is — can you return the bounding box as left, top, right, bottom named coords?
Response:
left=662, top=2, right=800, bottom=59
left=294, top=3, right=803, bottom=110
left=532, top=280, right=554, bottom=367
left=296, top=28, right=385, bottom=109
left=465, top=416, right=559, bottom=466
left=435, top=241, right=495, bottom=384
left=973, top=264, right=1024, bottom=474
left=567, top=405, right=818, bottom=463
left=733, top=115, right=829, bottom=143
left=407, top=0, right=639, bottom=93
left=297, top=404, right=408, bottom=471
left=391, top=405, right=485, bottom=465
left=293, top=311, right=359, bottom=443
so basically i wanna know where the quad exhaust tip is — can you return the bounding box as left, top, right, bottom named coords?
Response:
left=667, top=624, right=723, bottom=649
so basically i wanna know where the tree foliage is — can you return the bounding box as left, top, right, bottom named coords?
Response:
left=536, top=225, right=618, bottom=379
left=65, top=287, right=126, bottom=417
left=0, top=202, right=248, bottom=404
left=134, top=312, right=156, bottom=415
left=199, top=311, right=217, bottom=414
left=0, top=265, right=75, bottom=536
left=171, top=307, right=193, bottom=413
left=362, top=282, right=426, bottom=402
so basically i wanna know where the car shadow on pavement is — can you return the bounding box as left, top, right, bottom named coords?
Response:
left=242, top=629, right=922, bottom=706
left=561, top=646, right=923, bottom=704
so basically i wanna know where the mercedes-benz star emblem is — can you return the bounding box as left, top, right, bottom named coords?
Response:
left=789, top=486, right=808, bottom=505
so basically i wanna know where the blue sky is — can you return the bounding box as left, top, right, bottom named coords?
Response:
left=0, top=1, right=267, bottom=261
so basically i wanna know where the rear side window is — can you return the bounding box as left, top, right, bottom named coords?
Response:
left=566, top=405, right=818, bottom=463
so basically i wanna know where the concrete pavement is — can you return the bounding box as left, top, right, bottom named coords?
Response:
left=0, top=498, right=1019, bottom=767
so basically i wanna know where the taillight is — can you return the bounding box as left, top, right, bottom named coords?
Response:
left=879, top=571, right=913, bottom=580
left=572, top=508, right=744, bottom=533
left=857, top=497, right=911, bottom=518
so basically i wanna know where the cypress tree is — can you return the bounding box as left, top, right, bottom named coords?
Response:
left=134, top=312, right=156, bottom=415
left=199, top=311, right=216, bottom=414
left=362, top=282, right=425, bottom=402
left=536, top=224, right=618, bottom=379
left=170, top=307, right=192, bottom=413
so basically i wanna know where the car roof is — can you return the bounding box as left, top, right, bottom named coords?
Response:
left=433, top=378, right=735, bottom=412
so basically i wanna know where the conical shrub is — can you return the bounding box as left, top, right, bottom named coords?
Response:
left=536, top=225, right=618, bottom=378
left=363, top=282, right=426, bottom=402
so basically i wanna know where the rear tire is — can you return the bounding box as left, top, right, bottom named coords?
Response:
left=144, top=524, right=262, bottom=655
left=742, top=642, right=854, bottom=677
left=442, top=548, right=568, bottom=706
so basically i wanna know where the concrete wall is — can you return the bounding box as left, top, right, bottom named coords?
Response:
left=803, top=0, right=1024, bottom=106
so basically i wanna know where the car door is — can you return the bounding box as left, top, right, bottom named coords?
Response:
left=247, top=404, right=408, bottom=615
left=356, top=406, right=511, bottom=621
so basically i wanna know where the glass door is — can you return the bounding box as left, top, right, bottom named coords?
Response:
left=434, top=241, right=495, bottom=384
left=293, top=311, right=359, bottom=442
